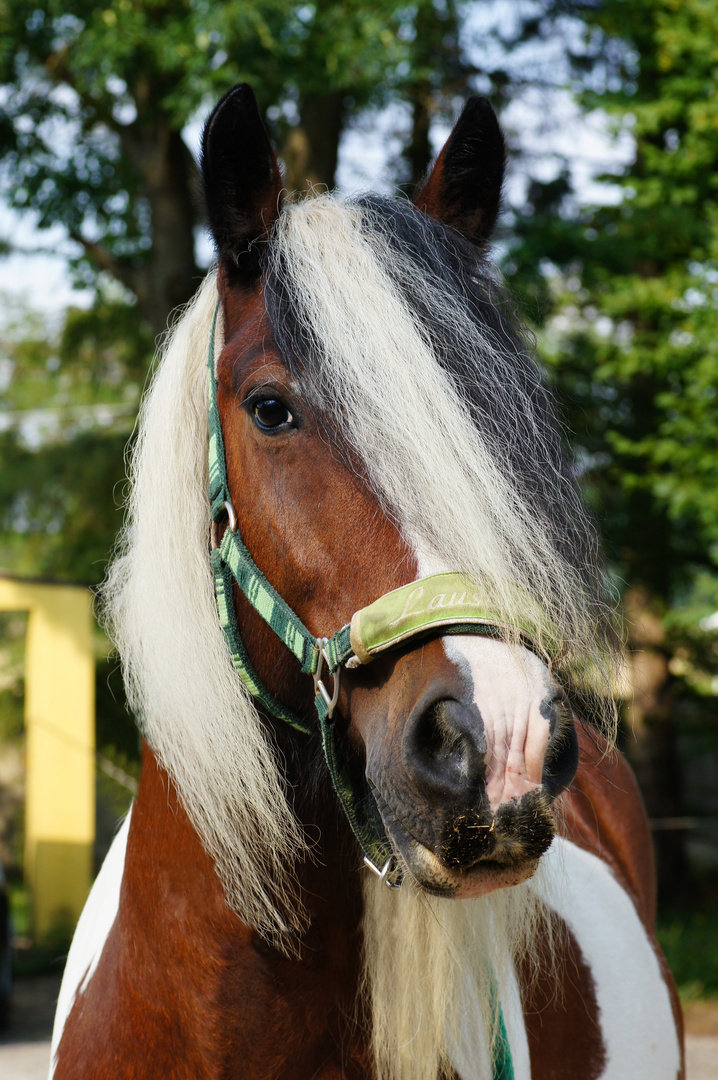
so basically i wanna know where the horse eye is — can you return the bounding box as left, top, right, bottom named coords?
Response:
left=252, top=398, right=293, bottom=431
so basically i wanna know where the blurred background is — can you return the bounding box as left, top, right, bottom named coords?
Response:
left=0, top=0, right=716, bottom=1069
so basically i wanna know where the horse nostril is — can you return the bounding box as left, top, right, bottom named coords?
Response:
left=404, top=697, right=487, bottom=802
left=541, top=705, right=579, bottom=797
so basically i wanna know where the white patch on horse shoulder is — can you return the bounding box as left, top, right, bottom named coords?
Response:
left=529, top=837, right=681, bottom=1080
left=48, top=810, right=132, bottom=1078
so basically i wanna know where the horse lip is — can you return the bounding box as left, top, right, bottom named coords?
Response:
left=385, top=805, right=541, bottom=897
left=368, top=778, right=549, bottom=895
left=367, top=779, right=431, bottom=870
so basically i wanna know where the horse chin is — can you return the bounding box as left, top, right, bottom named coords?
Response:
left=377, top=797, right=549, bottom=899
left=398, top=840, right=542, bottom=899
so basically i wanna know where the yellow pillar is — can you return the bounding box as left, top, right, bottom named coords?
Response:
left=0, top=577, right=95, bottom=942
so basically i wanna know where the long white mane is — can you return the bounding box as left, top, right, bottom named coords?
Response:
left=101, top=275, right=309, bottom=939
left=102, top=193, right=618, bottom=1079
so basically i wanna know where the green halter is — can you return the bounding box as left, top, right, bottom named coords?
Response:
left=207, top=301, right=545, bottom=895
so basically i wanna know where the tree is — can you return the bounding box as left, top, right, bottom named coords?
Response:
left=0, top=299, right=149, bottom=582
left=508, top=0, right=718, bottom=896
left=0, top=0, right=417, bottom=335
left=1, top=1, right=597, bottom=334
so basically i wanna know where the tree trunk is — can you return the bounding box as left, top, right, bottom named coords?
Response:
left=281, top=92, right=346, bottom=193
left=119, top=121, right=201, bottom=340
left=400, top=0, right=470, bottom=193
left=406, top=90, right=433, bottom=191
left=623, top=587, right=686, bottom=903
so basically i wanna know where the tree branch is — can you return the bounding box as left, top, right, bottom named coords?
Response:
left=43, top=46, right=130, bottom=138
left=69, top=233, right=139, bottom=297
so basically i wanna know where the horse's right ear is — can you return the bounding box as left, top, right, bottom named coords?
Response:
left=201, top=84, right=283, bottom=283
left=414, top=96, right=506, bottom=249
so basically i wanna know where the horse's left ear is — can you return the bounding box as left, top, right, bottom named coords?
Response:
left=201, top=83, right=283, bottom=282
left=415, top=96, right=506, bottom=248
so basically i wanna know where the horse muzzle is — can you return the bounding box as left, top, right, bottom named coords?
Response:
left=360, top=645, right=579, bottom=897
left=371, top=775, right=555, bottom=898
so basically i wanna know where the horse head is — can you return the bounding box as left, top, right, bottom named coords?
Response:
left=198, top=85, right=609, bottom=905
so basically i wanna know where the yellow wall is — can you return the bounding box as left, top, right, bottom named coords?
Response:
left=0, top=577, right=95, bottom=941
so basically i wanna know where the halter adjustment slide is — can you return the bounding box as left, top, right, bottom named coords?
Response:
left=313, top=637, right=341, bottom=719
left=364, top=854, right=402, bottom=889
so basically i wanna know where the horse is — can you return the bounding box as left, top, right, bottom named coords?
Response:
left=48, top=85, right=683, bottom=1080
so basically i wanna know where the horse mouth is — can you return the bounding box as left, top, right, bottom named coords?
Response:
left=369, top=782, right=552, bottom=899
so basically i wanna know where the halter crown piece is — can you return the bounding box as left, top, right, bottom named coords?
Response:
left=207, top=302, right=548, bottom=894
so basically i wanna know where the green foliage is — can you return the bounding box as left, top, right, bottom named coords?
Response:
left=7, top=881, right=31, bottom=937
left=0, top=429, right=130, bottom=582
left=0, top=0, right=587, bottom=316
left=0, top=612, right=25, bottom=742
left=0, top=685, right=23, bottom=741
left=657, top=905, right=718, bottom=1000
left=96, top=655, right=137, bottom=762
left=0, top=299, right=148, bottom=583
left=509, top=0, right=718, bottom=655
left=0, top=0, right=415, bottom=311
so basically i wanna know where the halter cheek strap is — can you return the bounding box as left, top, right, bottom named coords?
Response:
left=208, top=304, right=399, bottom=878
left=207, top=302, right=552, bottom=888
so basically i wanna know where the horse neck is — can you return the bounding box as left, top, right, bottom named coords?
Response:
left=266, top=712, right=368, bottom=918
left=130, top=739, right=365, bottom=979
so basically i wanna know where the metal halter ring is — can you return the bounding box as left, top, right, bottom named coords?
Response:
left=211, top=500, right=238, bottom=551
left=313, top=637, right=341, bottom=719
left=223, top=500, right=238, bottom=532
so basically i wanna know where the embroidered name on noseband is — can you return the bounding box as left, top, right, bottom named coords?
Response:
left=207, top=302, right=552, bottom=892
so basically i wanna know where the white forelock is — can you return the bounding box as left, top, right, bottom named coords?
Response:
left=268, top=196, right=622, bottom=724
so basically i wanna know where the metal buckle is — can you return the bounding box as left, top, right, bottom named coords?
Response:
left=313, top=637, right=341, bottom=719
left=364, top=855, right=402, bottom=889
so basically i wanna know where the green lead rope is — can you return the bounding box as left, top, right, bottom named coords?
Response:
left=493, top=1008, right=515, bottom=1080
left=207, top=300, right=516, bottom=1080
